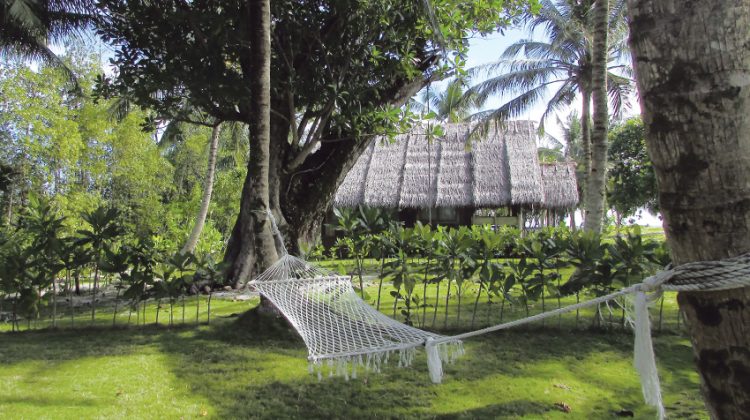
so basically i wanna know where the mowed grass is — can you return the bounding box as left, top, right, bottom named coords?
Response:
left=0, top=317, right=706, bottom=419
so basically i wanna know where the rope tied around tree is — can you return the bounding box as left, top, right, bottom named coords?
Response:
left=425, top=253, right=750, bottom=420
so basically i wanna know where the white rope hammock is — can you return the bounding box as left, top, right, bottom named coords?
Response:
left=249, top=210, right=750, bottom=420
left=250, top=252, right=463, bottom=380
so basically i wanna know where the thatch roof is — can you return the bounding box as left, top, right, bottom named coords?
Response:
left=399, top=126, right=439, bottom=208
left=334, top=121, right=579, bottom=209
left=334, top=142, right=374, bottom=207
left=541, top=162, right=580, bottom=209
left=436, top=124, right=474, bottom=207
left=363, top=134, right=409, bottom=207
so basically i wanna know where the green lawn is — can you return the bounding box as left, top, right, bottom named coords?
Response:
left=0, top=318, right=705, bottom=419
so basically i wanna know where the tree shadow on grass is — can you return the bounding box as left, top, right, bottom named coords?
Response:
left=0, top=320, right=705, bottom=419
left=154, top=322, right=701, bottom=419
left=0, top=326, right=170, bottom=364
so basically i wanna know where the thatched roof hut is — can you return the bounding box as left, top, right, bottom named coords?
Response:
left=540, top=162, right=579, bottom=209
left=334, top=121, right=578, bottom=210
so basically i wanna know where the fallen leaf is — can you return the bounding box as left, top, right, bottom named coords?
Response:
left=554, top=402, right=572, bottom=413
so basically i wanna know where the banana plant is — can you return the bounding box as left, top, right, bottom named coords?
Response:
left=100, top=248, right=129, bottom=326
left=609, top=225, right=656, bottom=327
left=121, top=236, right=159, bottom=326
left=370, top=230, right=394, bottom=311
left=164, top=251, right=196, bottom=324
left=21, top=196, right=66, bottom=327
left=58, top=238, right=90, bottom=326
left=470, top=226, right=504, bottom=328
left=435, top=226, right=476, bottom=328
left=1, top=242, right=36, bottom=331
left=523, top=234, right=561, bottom=326
left=563, top=230, right=606, bottom=328
left=412, top=222, right=435, bottom=327
left=384, top=225, right=418, bottom=324
left=76, top=206, right=123, bottom=324
left=505, top=256, right=537, bottom=318
left=195, top=253, right=228, bottom=324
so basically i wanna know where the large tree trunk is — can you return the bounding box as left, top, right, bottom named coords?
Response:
left=280, top=135, right=374, bottom=255
left=224, top=0, right=277, bottom=287
left=628, top=1, right=750, bottom=417
left=181, top=123, right=222, bottom=255
left=583, top=0, right=609, bottom=233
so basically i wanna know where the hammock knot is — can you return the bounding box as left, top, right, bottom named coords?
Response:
left=639, top=269, right=673, bottom=293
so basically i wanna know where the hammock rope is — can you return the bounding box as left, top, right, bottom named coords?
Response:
left=249, top=209, right=750, bottom=420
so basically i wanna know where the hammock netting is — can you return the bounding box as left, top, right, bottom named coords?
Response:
left=248, top=253, right=463, bottom=379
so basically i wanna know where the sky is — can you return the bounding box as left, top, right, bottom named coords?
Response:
left=460, top=29, right=659, bottom=227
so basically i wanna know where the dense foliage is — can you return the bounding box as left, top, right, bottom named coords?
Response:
left=0, top=50, right=248, bottom=329
left=606, top=117, right=658, bottom=223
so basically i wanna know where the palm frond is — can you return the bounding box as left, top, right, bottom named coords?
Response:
left=538, top=80, right=578, bottom=134
left=606, top=71, right=633, bottom=118
left=469, top=82, right=553, bottom=128
left=464, top=64, right=562, bottom=106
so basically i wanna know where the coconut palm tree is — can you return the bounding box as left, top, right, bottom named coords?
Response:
left=1, top=0, right=94, bottom=81
left=463, top=0, right=631, bottom=167
left=418, top=79, right=480, bottom=123
left=584, top=0, right=611, bottom=233
left=180, top=123, right=223, bottom=255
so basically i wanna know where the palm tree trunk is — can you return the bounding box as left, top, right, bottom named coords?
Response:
left=181, top=123, right=223, bottom=255
left=583, top=0, right=609, bottom=233
left=580, top=88, right=592, bottom=201
left=223, top=0, right=278, bottom=288
left=628, top=1, right=750, bottom=416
